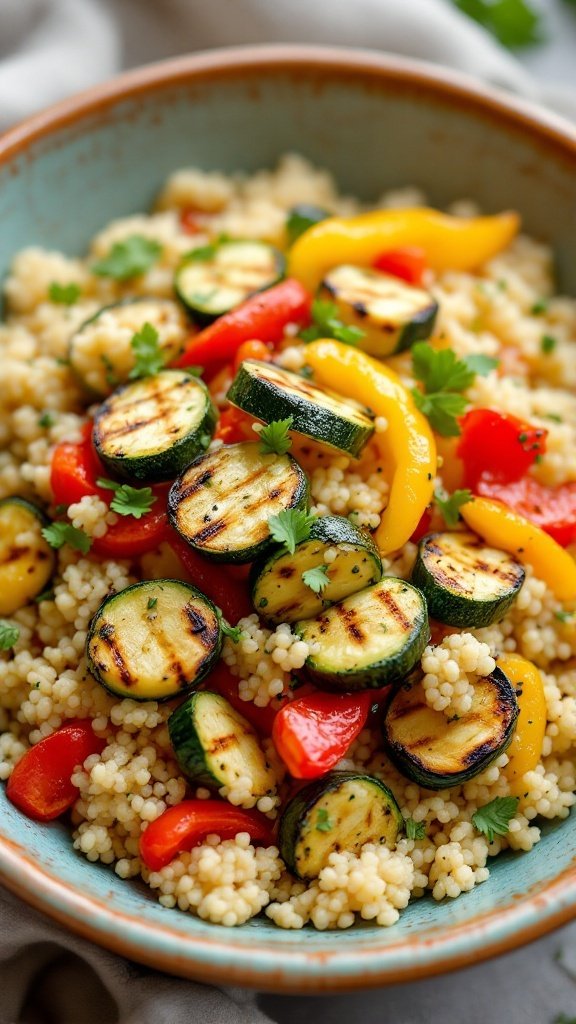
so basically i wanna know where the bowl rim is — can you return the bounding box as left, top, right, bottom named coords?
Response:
left=0, top=43, right=575, bottom=992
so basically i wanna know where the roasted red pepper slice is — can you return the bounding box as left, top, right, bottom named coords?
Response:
left=477, top=475, right=576, bottom=548
left=214, top=406, right=257, bottom=444
left=205, top=662, right=279, bottom=736
left=7, top=721, right=105, bottom=821
left=139, top=800, right=275, bottom=871
left=91, top=486, right=174, bottom=558
left=179, top=207, right=205, bottom=234
left=372, top=246, right=428, bottom=286
left=458, top=408, right=547, bottom=488
left=175, top=279, right=311, bottom=367
left=272, top=691, right=373, bottom=779
left=169, top=536, right=253, bottom=621
left=50, top=424, right=110, bottom=505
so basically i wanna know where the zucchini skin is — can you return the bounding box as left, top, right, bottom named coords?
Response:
left=296, top=577, right=429, bottom=692
left=249, top=514, right=383, bottom=624
left=86, top=579, right=222, bottom=702
left=175, top=241, right=286, bottom=326
left=279, top=771, right=403, bottom=879
left=411, top=531, right=525, bottom=628
left=168, top=442, right=310, bottom=564
left=0, top=497, right=55, bottom=616
left=227, top=360, right=374, bottom=459
left=93, top=369, right=217, bottom=483
left=383, top=666, right=519, bottom=789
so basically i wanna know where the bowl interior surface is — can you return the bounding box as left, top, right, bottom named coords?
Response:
left=0, top=48, right=574, bottom=990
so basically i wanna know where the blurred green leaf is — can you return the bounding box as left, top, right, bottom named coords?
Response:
left=453, top=0, right=543, bottom=48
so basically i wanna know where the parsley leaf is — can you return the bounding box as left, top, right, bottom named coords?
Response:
left=49, top=282, right=81, bottom=305
left=147, top=597, right=158, bottom=610
left=0, top=620, right=19, bottom=651
left=128, top=323, right=165, bottom=379
left=221, top=621, right=243, bottom=644
left=301, top=299, right=365, bottom=347
left=286, top=205, right=328, bottom=245
left=268, top=508, right=316, bottom=555
left=411, top=343, right=495, bottom=437
left=316, top=808, right=333, bottom=833
left=541, top=334, right=557, bottom=354
left=259, top=417, right=294, bottom=456
left=35, top=588, right=55, bottom=604
left=302, top=564, right=330, bottom=595
left=183, top=242, right=219, bottom=262
left=434, top=488, right=473, bottom=528
left=404, top=817, right=427, bottom=841
left=531, top=298, right=549, bottom=315
left=38, top=412, right=55, bottom=429
left=92, top=235, right=161, bottom=281
left=96, top=478, right=156, bottom=519
left=452, top=0, right=542, bottom=49
left=472, top=796, right=519, bottom=843
left=553, top=1015, right=576, bottom=1024
left=41, top=522, right=92, bottom=554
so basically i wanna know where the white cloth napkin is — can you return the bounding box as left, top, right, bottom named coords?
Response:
left=0, top=1, right=575, bottom=1021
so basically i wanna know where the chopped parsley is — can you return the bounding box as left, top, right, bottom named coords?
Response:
left=404, top=817, right=427, bottom=841
left=434, top=488, right=473, bottom=528
left=220, top=620, right=243, bottom=644
left=452, top=0, right=542, bottom=49
left=0, top=620, right=19, bottom=651
left=34, top=589, right=55, bottom=604
left=268, top=508, right=316, bottom=555
left=472, top=796, right=519, bottom=843
left=38, top=412, right=55, bottom=429
left=541, top=334, right=557, bottom=354
left=553, top=1015, right=576, bottom=1024
left=41, top=521, right=92, bottom=554
left=97, top=478, right=156, bottom=519
left=411, top=343, right=497, bottom=437
left=92, top=235, right=161, bottom=281
left=147, top=597, right=158, bottom=610
left=128, top=322, right=165, bottom=379
left=315, top=808, right=333, bottom=833
left=258, top=417, right=294, bottom=457
left=301, top=299, right=365, bottom=347
left=183, top=242, right=219, bottom=263
left=302, top=564, right=330, bottom=595
left=48, top=281, right=81, bottom=305
left=531, top=298, right=549, bottom=315
left=555, top=610, right=574, bottom=624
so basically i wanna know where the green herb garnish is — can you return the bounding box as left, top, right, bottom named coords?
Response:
left=48, top=282, right=81, bottom=305
left=411, top=344, right=496, bottom=437
left=92, top=235, right=161, bottom=281
left=472, top=796, right=519, bottom=842
left=221, top=621, right=243, bottom=644
left=0, top=621, right=19, bottom=651
left=259, top=417, right=294, bottom=457
left=302, top=564, right=330, bottom=595
left=41, top=522, right=92, bottom=554
left=434, top=488, right=473, bottom=528
left=97, top=478, right=156, bottom=519
left=128, top=322, right=165, bottom=379
left=404, top=817, right=427, bottom=841
left=301, top=299, right=365, bottom=347
left=268, top=508, right=316, bottom=555
left=541, top=334, right=557, bottom=354
left=38, top=412, right=55, bottom=429
left=147, top=597, right=158, bottom=610
left=531, top=298, right=549, bottom=315
left=452, top=0, right=542, bottom=49
left=315, top=808, right=333, bottom=833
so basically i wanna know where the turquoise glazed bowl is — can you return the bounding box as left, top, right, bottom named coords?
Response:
left=0, top=46, right=574, bottom=992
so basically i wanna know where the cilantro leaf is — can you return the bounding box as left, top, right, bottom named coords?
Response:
left=411, top=343, right=495, bottom=436
left=92, top=235, right=161, bottom=281
left=128, top=322, right=165, bottom=379
left=41, top=522, right=92, bottom=554
left=302, top=564, right=330, bottom=595
left=221, top=621, right=243, bottom=644
left=434, top=488, right=473, bottom=528
left=541, top=334, right=557, bottom=354
left=301, top=299, right=365, bottom=347
left=0, top=620, right=19, bottom=651
left=38, top=412, right=55, bottom=429
left=259, top=417, right=293, bottom=456
left=531, top=298, right=549, bottom=315
left=96, top=478, right=156, bottom=519
left=315, top=808, right=333, bottom=833
left=453, top=0, right=542, bottom=49
left=35, top=588, right=55, bottom=604
left=49, top=282, right=81, bottom=305
left=404, top=817, right=427, bottom=841
left=147, top=597, right=158, bottom=610
left=268, top=508, right=316, bottom=555
left=412, top=389, right=468, bottom=437
left=462, top=354, right=499, bottom=376
left=472, top=796, right=519, bottom=843
left=183, top=243, right=219, bottom=263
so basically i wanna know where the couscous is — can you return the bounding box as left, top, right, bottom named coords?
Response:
left=0, top=154, right=575, bottom=931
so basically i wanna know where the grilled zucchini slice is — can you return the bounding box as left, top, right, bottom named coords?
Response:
left=383, top=667, right=519, bottom=789
left=168, top=441, right=309, bottom=563
left=69, top=298, right=189, bottom=397
left=296, top=577, right=429, bottom=691
left=86, top=579, right=221, bottom=701
left=318, top=264, right=438, bottom=357
left=279, top=772, right=403, bottom=879
left=411, top=531, right=525, bottom=628
left=175, top=240, right=285, bottom=325
left=93, top=369, right=217, bottom=483
left=0, top=498, right=55, bottom=616
left=168, top=690, right=277, bottom=798
left=250, top=514, right=382, bottom=624
left=227, top=360, right=374, bottom=458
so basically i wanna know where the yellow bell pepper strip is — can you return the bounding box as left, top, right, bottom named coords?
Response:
left=289, top=207, right=520, bottom=293
left=497, top=653, right=547, bottom=797
left=305, top=339, right=436, bottom=555
left=460, top=496, right=576, bottom=602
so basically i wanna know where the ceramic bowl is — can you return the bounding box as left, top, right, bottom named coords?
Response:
left=0, top=46, right=574, bottom=992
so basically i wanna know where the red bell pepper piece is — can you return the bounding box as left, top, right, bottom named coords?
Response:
left=91, top=488, right=174, bottom=559
left=50, top=424, right=110, bottom=505
left=214, top=406, right=257, bottom=444
left=477, top=475, right=576, bottom=548
left=179, top=207, right=205, bottom=234
left=272, top=691, right=373, bottom=779
left=169, top=536, right=253, bottom=621
left=233, top=339, right=272, bottom=374
left=206, top=662, right=279, bottom=735
left=175, top=279, right=311, bottom=368
left=457, top=408, right=547, bottom=489
left=7, top=721, right=105, bottom=822
left=372, top=246, right=428, bottom=286
left=139, top=800, right=275, bottom=871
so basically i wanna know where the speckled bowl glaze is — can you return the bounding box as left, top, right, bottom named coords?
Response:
left=0, top=46, right=574, bottom=992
